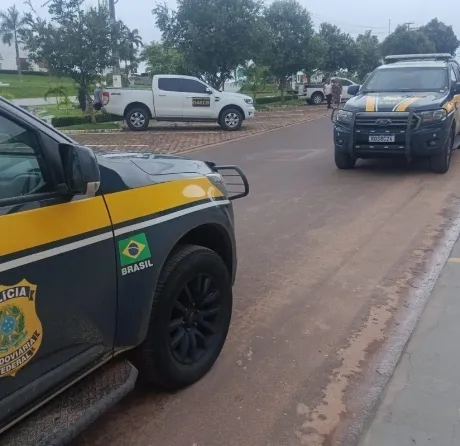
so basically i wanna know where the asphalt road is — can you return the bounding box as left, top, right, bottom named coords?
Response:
left=74, top=118, right=460, bottom=446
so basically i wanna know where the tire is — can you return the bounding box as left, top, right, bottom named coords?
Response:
left=306, top=99, right=313, bottom=105
left=219, top=108, right=243, bottom=131
left=430, top=128, right=454, bottom=174
left=335, top=148, right=356, bottom=169
left=311, top=92, right=324, bottom=105
left=131, top=244, right=232, bottom=390
left=126, top=106, right=150, bottom=131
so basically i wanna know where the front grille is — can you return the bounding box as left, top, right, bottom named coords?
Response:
left=355, top=113, right=419, bottom=130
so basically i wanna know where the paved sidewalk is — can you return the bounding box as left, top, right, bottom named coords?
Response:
left=360, top=237, right=460, bottom=446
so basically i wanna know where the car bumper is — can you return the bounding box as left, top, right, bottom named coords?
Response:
left=243, top=106, right=255, bottom=119
left=333, top=111, right=450, bottom=159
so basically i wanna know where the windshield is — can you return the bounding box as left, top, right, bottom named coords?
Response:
left=363, top=67, right=448, bottom=93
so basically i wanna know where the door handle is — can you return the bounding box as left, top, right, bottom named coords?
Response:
left=158, top=94, right=166, bottom=97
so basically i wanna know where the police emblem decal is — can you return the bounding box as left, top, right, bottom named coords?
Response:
left=0, top=280, right=43, bottom=378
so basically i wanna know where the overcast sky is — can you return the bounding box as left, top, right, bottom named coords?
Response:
left=1, top=0, right=460, bottom=69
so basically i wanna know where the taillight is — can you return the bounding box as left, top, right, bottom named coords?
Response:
left=102, top=91, right=109, bottom=105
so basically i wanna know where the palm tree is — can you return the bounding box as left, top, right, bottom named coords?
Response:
left=0, top=5, right=29, bottom=79
left=119, top=26, right=143, bottom=74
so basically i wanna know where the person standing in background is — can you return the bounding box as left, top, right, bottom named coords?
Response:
left=93, top=83, right=103, bottom=111
left=323, top=79, right=333, bottom=109
left=331, top=78, right=342, bottom=108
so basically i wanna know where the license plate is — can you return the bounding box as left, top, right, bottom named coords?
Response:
left=369, top=135, right=395, bottom=143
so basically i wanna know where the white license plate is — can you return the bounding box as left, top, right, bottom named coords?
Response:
left=369, top=135, right=395, bottom=143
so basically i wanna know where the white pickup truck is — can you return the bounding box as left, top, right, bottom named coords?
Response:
left=102, top=74, right=256, bottom=131
left=298, top=77, right=357, bottom=105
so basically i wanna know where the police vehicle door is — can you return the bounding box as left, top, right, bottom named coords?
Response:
left=0, top=109, right=117, bottom=426
left=451, top=65, right=460, bottom=135
left=181, top=78, right=215, bottom=119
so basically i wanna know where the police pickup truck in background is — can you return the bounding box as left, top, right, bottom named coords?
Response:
left=0, top=96, right=249, bottom=445
left=102, top=74, right=256, bottom=131
left=332, top=53, right=460, bottom=173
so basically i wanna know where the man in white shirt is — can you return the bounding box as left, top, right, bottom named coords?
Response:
left=323, top=79, right=332, bottom=109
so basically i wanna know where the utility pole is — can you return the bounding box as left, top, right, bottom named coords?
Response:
left=108, top=0, right=121, bottom=85
left=388, top=19, right=391, bottom=36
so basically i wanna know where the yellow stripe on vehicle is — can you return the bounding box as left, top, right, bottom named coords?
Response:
left=104, top=177, right=224, bottom=225
left=365, top=96, right=376, bottom=112
left=395, top=97, right=420, bottom=112
left=0, top=197, right=112, bottom=257
left=443, top=100, right=455, bottom=113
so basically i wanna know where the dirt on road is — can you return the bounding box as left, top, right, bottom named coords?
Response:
left=73, top=117, right=460, bottom=446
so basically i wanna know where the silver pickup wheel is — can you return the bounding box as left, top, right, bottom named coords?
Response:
left=220, top=108, right=243, bottom=131
left=126, top=107, right=150, bottom=131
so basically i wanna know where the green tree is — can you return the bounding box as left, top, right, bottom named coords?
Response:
left=419, top=19, right=460, bottom=56
left=0, top=5, right=30, bottom=78
left=240, top=63, right=268, bottom=101
left=262, top=0, right=314, bottom=101
left=23, top=0, right=112, bottom=122
left=44, top=85, right=69, bottom=109
left=356, top=30, right=381, bottom=82
left=303, top=33, right=328, bottom=77
left=381, top=25, right=435, bottom=57
left=118, top=24, right=143, bottom=74
left=318, top=23, right=360, bottom=75
left=140, top=41, right=190, bottom=75
left=153, top=0, right=264, bottom=90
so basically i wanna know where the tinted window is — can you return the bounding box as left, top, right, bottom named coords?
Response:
left=364, top=68, right=448, bottom=92
left=158, top=78, right=182, bottom=92
left=0, top=115, right=46, bottom=200
left=450, top=67, right=458, bottom=83
left=181, top=79, right=208, bottom=94
left=339, top=79, right=352, bottom=86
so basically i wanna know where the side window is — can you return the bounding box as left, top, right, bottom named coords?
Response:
left=0, top=115, right=46, bottom=200
left=340, top=79, right=352, bottom=86
left=158, top=78, right=182, bottom=92
left=181, top=79, right=208, bottom=94
left=450, top=67, right=458, bottom=83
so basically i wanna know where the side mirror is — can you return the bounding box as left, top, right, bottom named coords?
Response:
left=59, top=144, right=101, bottom=195
left=347, top=85, right=360, bottom=96
left=453, top=82, right=460, bottom=95
left=205, top=87, right=213, bottom=94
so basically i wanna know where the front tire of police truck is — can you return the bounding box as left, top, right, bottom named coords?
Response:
left=430, top=127, right=454, bottom=174
left=132, top=244, right=232, bottom=390
left=334, top=148, right=356, bottom=169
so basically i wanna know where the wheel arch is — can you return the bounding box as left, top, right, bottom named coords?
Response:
left=171, top=223, right=234, bottom=276
left=124, top=102, right=153, bottom=118
left=218, top=104, right=245, bottom=123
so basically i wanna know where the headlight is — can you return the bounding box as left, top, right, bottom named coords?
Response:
left=336, top=109, right=353, bottom=125
left=418, top=109, right=447, bottom=125
left=244, top=98, right=253, bottom=105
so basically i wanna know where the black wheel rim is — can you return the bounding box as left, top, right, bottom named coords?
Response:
left=168, top=274, right=222, bottom=364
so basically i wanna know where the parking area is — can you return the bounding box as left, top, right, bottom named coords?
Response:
left=72, top=106, right=329, bottom=154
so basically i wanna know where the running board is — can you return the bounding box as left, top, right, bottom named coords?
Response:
left=0, top=359, right=138, bottom=446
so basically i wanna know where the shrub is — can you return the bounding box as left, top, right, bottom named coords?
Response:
left=51, top=113, right=122, bottom=127
left=0, top=69, right=50, bottom=76
left=255, top=95, right=297, bottom=105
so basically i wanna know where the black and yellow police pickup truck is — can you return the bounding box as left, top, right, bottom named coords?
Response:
left=332, top=53, right=460, bottom=173
left=0, top=97, right=248, bottom=445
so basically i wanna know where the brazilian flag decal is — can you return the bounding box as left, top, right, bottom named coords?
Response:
left=118, top=233, right=152, bottom=267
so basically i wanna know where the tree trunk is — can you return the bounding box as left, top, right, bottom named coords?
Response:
left=280, top=79, right=285, bottom=102
left=85, top=90, right=96, bottom=124
left=14, top=31, right=22, bottom=80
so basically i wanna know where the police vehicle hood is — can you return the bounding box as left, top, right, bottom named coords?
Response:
left=344, top=90, right=448, bottom=113
left=99, top=152, right=213, bottom=176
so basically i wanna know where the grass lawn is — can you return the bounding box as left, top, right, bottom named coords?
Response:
left=0, top=73, right=75, bottom=99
